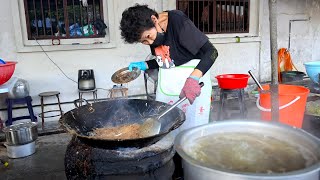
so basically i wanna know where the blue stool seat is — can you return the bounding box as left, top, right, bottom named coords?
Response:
left=6, top=96, right=37, bottom=126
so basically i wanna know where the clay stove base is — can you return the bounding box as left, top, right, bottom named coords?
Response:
left=65, top=133, right=175, bottom=180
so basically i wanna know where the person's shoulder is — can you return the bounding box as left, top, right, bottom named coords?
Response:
left=168, top=10, right=189, bottom=20
left=168, top=10, right=185, bottom=16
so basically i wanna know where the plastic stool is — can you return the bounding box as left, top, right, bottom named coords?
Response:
left=78, top=89, right=98, bottom=106
left=39, top=91, right=63, bottom=127
left=217, top=88, right=247, bottom=120
left=5, top=96, right=37, bottom=126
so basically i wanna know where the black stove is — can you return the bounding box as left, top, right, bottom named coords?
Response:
left=64, top=134, right=178, bottom=180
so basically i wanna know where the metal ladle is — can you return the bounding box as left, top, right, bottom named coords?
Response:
left=248, top=70, right=264, bottom=90
left=139, top=82, right=204, bottom=137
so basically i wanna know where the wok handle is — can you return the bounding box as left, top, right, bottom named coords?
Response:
left=74, top=98, right=89, bottom=108
left=158, top=97, right=187, bottom=119
left=58, top=117, right=68, bottom=132
left=166, top=82, right=204, bottom=130
left=158, top=82, right=204, bottom=119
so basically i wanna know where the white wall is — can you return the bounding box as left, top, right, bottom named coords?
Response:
left=1, top=0, right=320, bottom=122
left=276, top=0, right=320, bottom=71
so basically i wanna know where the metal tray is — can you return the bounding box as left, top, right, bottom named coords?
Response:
left=111, top=67, right=141, bottom=84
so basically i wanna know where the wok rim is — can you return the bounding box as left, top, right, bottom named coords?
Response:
left=59, top=99, right=186, bottom=146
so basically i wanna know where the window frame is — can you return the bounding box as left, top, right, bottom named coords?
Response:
left=11, top=0, right=116, bottom=52
left=164, top=0, right=260, bottom=41
left=23, top=0, right=105, bottom=40
left=176, top=0, right=250, bottom=34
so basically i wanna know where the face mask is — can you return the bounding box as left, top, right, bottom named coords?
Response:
left=151, top=32, right=165, bottom=47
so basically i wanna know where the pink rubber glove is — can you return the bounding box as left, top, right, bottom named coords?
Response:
left=179, top=77, right=201, bottom=104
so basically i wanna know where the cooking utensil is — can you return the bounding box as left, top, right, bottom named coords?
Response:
left=175, top=120, right=320, bottom=180
left=4, top=141, right=36, bottom=158
left=2, top=122, right=38, bottom=145
left=139, top=97, right=187, bottom=137
left=248, top=70, right=264, bottom=90
left=59, top=99, right=186, bottom=149
left=0, top=59, right=6, bottom=64
left=8, top=78, right=30, bottom=99
left=139, top=82, right=204, bottom=137
left=111, top=67, right=141, bottom=84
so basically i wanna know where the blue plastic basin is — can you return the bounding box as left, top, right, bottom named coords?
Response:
left=304, top=61, right=320, bottom=84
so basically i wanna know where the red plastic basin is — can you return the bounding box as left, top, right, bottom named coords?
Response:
left=216, top=74, right=250, bottom=89
left=0, top=61, right=17, bottom=86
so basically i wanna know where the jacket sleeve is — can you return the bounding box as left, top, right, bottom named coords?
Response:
left=195, top=41, right=218, bottom=75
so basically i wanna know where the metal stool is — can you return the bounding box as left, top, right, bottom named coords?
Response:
left=5, top=96, right=37, bottom=126
left=144, top=69, right=158, bottom=100
left=39, top=91, right=63, bottom=127
left=108, top=86, right=128, bottom=99
left=78, top=89, right=98, bottom=106
left=218, top=88, right=247, bottom=120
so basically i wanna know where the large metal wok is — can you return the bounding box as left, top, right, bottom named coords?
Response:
left=59, top=99, right=185, bottom=148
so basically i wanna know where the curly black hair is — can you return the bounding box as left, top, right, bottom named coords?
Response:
left=120, top=4, right=158, bottom=44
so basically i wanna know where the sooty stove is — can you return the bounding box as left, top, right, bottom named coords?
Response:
left=64, top=134, right=176, bottom=180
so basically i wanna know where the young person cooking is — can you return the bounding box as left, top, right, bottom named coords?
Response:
left=120, top=4, right=218, bottom=132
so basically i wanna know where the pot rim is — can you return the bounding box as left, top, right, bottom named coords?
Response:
left=2, top=122, right=38, bottom=132
left=174, top=120, right=320, bottom=178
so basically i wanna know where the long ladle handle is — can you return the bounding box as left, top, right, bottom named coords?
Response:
left=158, top=82, right=204, bottom=119
left=248, top=70, right=264, bottom=90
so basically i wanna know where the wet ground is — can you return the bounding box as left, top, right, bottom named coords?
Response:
left=0, top=92, right=319, bottom=180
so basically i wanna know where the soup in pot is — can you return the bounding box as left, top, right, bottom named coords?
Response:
left=185, top=133, right=318, bottom=174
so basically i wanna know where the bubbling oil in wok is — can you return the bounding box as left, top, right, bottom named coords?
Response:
left=186, top=133, right=318, bottom=174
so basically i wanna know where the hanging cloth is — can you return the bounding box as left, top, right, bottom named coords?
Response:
left=278, top=48, right=298, bottom=82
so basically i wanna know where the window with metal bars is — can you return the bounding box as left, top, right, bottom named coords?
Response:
left=176, top=0, right=250, bottom=34
left=24, top=0, right=105, bottom=40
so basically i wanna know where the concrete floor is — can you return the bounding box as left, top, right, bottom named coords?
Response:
left=0, top=133, right=71, bottom=180
left=0, top=94, right=320, bottom=180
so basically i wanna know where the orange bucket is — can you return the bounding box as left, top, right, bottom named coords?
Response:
left=257, top=84, right=309, bottom=128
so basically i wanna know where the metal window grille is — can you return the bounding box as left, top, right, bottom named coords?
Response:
left=24, top=0, right=104, bottom=40
left=176, top=0, right=250, bottom=34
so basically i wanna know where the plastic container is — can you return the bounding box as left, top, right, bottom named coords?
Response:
left=257, top=84, right=309, bottom=128
left=281, top=71, right=306, bottom=83
left=0, top=61, right=17, bottom=86
left=215, top=74, right=250, bottom=89
left=304, top=61, right=320, bottom=84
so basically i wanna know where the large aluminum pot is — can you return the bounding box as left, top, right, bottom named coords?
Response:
left=175, top=120, right=320, bottom=180
left=2, top=122, right=38, bottom=145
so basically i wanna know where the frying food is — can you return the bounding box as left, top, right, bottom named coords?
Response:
left=93, top=123, right=142, bottom=140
